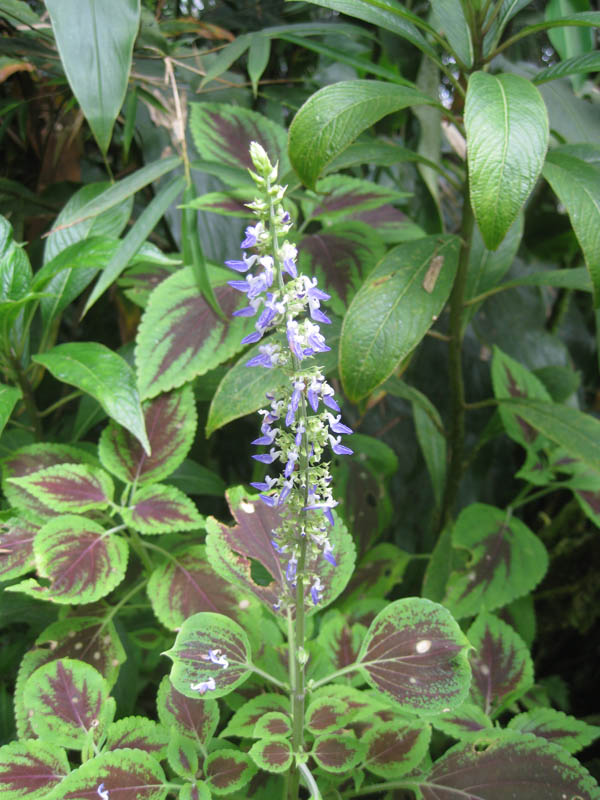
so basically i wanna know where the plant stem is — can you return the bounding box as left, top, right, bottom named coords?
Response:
left=249, top=664, right=289, bottom=691
left=127, top=528, right=154, bottom=575
left=38, top=389, right=82, bottom=418
left=308, top=663, right=361, bottom=691
left=8, top=352, right=42, bottom=439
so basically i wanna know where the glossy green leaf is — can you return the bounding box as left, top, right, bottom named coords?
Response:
left=0, top=739, right=69, bottom=800
left=200, top=34, right=251, bottom=86
left=507, top=708, right=600, bottom=754
left=533, top=51, right=600, bottom=84
left=46, top=0, right=140, bottom=153
left=339, top=235, right=460, bottom=402
left=546, top=0, right=594, bottom=75
left=249, top=737, right=292, bottom=773
left=430, top=0, right=473, bottom=66
left=0, top=0, right=41, bottom=26
left=465, top=72, right=548, bottom=250
left=34, top=342, right=150, bottom=455
left=288, top=80, right=437, bottom=188
left=248, top=34, right=271, bottom=97
left=0, top=382, right=20, bottom=436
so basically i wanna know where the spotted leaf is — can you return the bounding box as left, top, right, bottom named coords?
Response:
left=45, top=748, right=167, bottom=800
left=443, top=503, right=548, bottom=619
left=167, top=731, right=199, bottom=779
left=135, top=268, right=253, bottom=399
left=420, top=731, right=599, bottom=800
left=221, top=694, right=290, bottom=738
left=99, top=385, right=196, bottom=485
left=103, top=717, right=169, bottom=759
left=306, top=696, right=353, bottom=735
left=0, top=517, right=38, bottom=580
left=157, top=675, right=219, bottom=747
left=357, top=597, right=471, bottom=714
left=164, top=612, right=252, bottom=700
left=429, top=702, right=493, bottom=741
left=362, top=719, right=431, bottom=778
left=253, top=712, right=291, bottom=739
left=9, top=464, right=113, bottom=513
left=312, top=734, right=365, bottom=773
left=249, top=737, right=292, bottom=774
left=0, top=739, right=69, bottom=800
left=507, top=708, right=600, bottom=755
left=148, top=545, right=243, bottom=631
left=23, top=658, right=112, bottom=749
left=204, top=749, right=256, bottom=795
left=122, top=483, right=204, bottom=534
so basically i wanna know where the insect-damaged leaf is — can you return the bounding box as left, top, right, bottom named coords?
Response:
left=312, top=734, right=365, bottom=773
left=135, top=268, right=253, bottom=399
left=362, top=719, right=431, bottom=778
left=9, top=464, right=114, bottom=513
left=99, top=384, right=196, bottom=485
left=148, top=544, right=243, bottom=632
left=249, top=737, right=292, bottom=773
left=204, top=749, right=256, bottom=795
left=468, top=613, right=534, bottom=718
left=164, top=612, right=252, bottom=700
left=103, top=716, right=169, bottom=759
left=121, top=483, right=204, bottom=534
left=221, top=693, right=290, bottom=738
left=157, top=675, right=219, bottom=747
left=46, top=748, right=167, bottom=800
left=23, top=658, right=112, bottom=749
left=419, top=731, right=599, bottom=800
left=443, top=504, right=548, bottom=619
left=0, top=739, right=69, bottom=800
left=0, top=517, right=38, bottom=580
left=357, top=597, right=471, bottom=714
left=507, top=708, right=600, bottom=755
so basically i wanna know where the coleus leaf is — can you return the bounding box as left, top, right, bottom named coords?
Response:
left=23, top=658, right=112, bottom=749
left=342, top=542, right=410, bottom=605
left=179, top=781, right=211, bottom=800
left=305, top=696, right=353, bottom=735
left=419, top=730, right=600, bottom=800
left=249, top=737, right=292, bottom=773
left=147, top=544, right=244, bottom=632
left=157, top=675, right=219, bottom=748
left=14, top=649, right=55, bottom=740
left=135, top=268, right=253, bottom=399
left=357, top=597, right=471, bottom=714
left=46, top=748, right=167, bottom=800
left=167, top=731, right=199, bottom=779
left=507, top=708, right=600, bottom=754
left=164, top=612, right=252, bottom=700
left=468, top=613, right=534, bottom=718
left=0, top=739, right=69, bottom=800
left=121, top=483, right=204, bottom=534
left=253, top=712, right=291, bottom=739
left=362, top=719, right=431, bottom=778
left=312, top=611, right=364, bottom=676
left=99, top=385, right=196, bottom=485
left=311, top=734, right=365, bottom=773
left=103, top=717, right=169, bottom=759
left=442, top=503, right=549, bottom=619
left=0, top=517, right=38, bottom=580
left=221, top=694, right=290, bottom=738
left=429, top=701, right=493, bottom=740
left=8, top=463, right=114, bottom=513
left=204, top=749, right=257, bottom=795
left=307, top=175, right=409, bottom=224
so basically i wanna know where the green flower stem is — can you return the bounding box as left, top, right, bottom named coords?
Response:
left=308, top=662, right=361, bottom=691
left=248, top=663, right=290, bottom=691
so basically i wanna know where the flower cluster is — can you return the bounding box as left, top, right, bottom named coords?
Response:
left=225, top=142, right=353, bottom=608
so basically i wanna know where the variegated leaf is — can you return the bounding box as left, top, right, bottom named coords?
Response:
left=165, top=612, right=252, bottom=700
left=430, top=701, right=493, bottom=740
left=308, top=175, right=409, bottom=224
left=362, top=720, right=431, bottom=778
left=507, top=708, right=600, bottom=755
left=103, top=717, right=169, bottom=759
left=249, top=737, right=292, bottom=773
left=204, top=749, right=256, bottom=795
left=0, top=517, right=38, bottom=580
left=221, top=694, right=290, bottom=738
left=0, top=740, right=69, bottom=800
left=179, top=781, right=211, bottom=800
left=156, top=675, right=219, bottom=747
left=306, top=696, right=353, bottom=735
left=253, top=712, right=291, bottom=739
left=313, top=611, right=364, bottom=676
left=99, top=385, right=196, bottom=485
left=8, top=463, right=113, bottom=513
left=14, top=650, right=53, bottom=740
left=358, top=597, right=471, bottom=714
left=312, top=734, right=365, bottom=773
left=122, top=483, right=204, bottom=534
left=167, top=731, right=198, bottom=779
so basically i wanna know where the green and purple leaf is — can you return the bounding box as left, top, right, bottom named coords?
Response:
left=0, top=739, right=69, bottom=800
left=307, top=176, right=408, bottom=224
left=122, top=483, right=205, bottom=534
left=507, top=708, right=600, bottom=754
left=253, top=712, right=292, bottom=739
left=104, top=717, right=169, bottom=759
left=164, top=612, right=252, bottom=700
left=221, top=694, right=290, bottom=738
left=157, top=675, right=219, bottom=747
left=179, top=782, right=212, bottom=800
left=167, top=731, right=199, bottom=779
left=362, top=719, right=431, bottom=778
left=468, top=613, right=534, bottom=718
left=306, top=696, right=353, bottom=735
left=23, top=658, right=111, bottom=749
left=204, top=749, right=257, bottom=795
left=249, top=737, right=292, bottom=774
left=429, top=702, right=493, bottom=740
left=8, top=464, right=114, bottom=513
left=0, top=517, right=38, bottom=580
left=357, top=597, right=471, bottom=714
left=443, top=503, right=549, bottom=619
left=311, top=734, right=365, bottom=773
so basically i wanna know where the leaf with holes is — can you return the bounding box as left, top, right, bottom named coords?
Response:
left=507, top=708, right=600, bottom=754
left=419, top=730, right=599, bottom=800
left=164, top=612, right=252, bottom=700
left=135, top=268, right=253, bottom=399
left=23, top=658, right=112, bottom=749
left=147, top=545, right=243, bottom=632
left=443, top=504, right=549, bottom=619
left=253, top=712, right=291, bottom=739
left=157, top=675, right=219, bottom=748
left=99, top=385, right=196, bottom=485
left=362, top=719, right=431, bottom=778
left=45, top=748, right=166, bottom=800
left=357, top=597, right=471, bottom=714
left=306, top=696, right=353, bottom=735
left=221, top=694, right=290, bottom=738
left=103, top=716, right=169, bottom=760
left=312, top=734, right=365, bottom=773
left=8, top=464, right=114, bottom=514
left=0, top=517, right=38, bottom=580
left=168, top=731, right=199, bottom=779
left=468, top=613, right=534, bottom=718
left=205, top=749, right=256, bottom=795
left=249, top=738, right=292, bottom=774
left=121, top=484, right=204, bottom=534
left=0, top=739, right=69, bottom=800
left=430, top=702, right=493, bottom=741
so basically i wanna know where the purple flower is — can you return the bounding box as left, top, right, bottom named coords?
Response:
left=323, top=393, right=340, bottom=412
left=228, top=279, right=250, bottom=293
left=329, top=435, right=353, bottom=456
left=252, top=448, right=280, bottom=464
left=242, top=331, right=263, bottom=345
left=260, top=493, right=278, bottom=507
left=323, top=542, right=337, bottom=566
left=286, top=556, right=297, bottom=583
left=286, top=321, right=305, bottom=361
left=241, top=223, right=263, bottom=249
left=245, top=343, right=281, bottom=369
left=327, top=413, right=353, bottom=435
left=225, top=253, right=257, bottom=273
left=310, top=576, right=323, bottom=605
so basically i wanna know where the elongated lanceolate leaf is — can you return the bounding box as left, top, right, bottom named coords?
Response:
left=357, top=597, right=471, bottom=713
left=9, top=464, right=113, bottom=513
left=465, top=72, right=548, bottom=250
left=443, top=504, right=548, bottom=619
left=34, top=343, right=150, bottom=455
left=534, top=51, right=600, bottom=84
left=420, top=731, right=600, bottom=800
left=0, top=517, right=37, bottom=580
left=157, top=675, right=219, bottom=747
left=0, top=382, right=20, bottom=435
left=249, top=737, right=292, bottom=773
left=0, top=740, right=69, bottom=800
left=46, top=0, right=140, bottom=154
left=103, top=717, right=169, bottom=759
left=46, top=748, right=167, bottom=800
left=468, top=613, right=533, bottom=717
left=24, top=658, right=111, bottom=749
left=121, top=483, right=204, bottom=534
left=507, top=708, right=600, bottom=754
left=430, top=0, right=473, bottom=66
left=164, top=612, right=252, bottom=700
left=363, top=720, right=431, bottom=778
left=205, top=750, right=256, bottom=795
left=289, top=80, right=437, bottom=188
left=340, top=235, right=460, bottom=402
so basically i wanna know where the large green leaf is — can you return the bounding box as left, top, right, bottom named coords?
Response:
left=546, top=0, right=594, bottom=81
left=46, top=0, right=140, bottom=154
left=339, top=235, right=460, bottom=402
left=430, top=0, right=473, bottom=67
left=288, top=80, right=437, bottom=188
left=533, top=51, right=600, bottom=84
left=0, top=382, right=20, bottom=437
left=465, top=72, right=548, bottom=250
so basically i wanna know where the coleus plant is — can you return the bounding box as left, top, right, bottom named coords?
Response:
left=1, top=144, right=599, bottom=800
